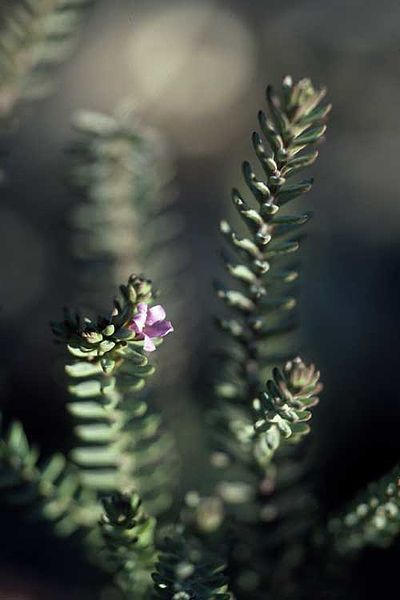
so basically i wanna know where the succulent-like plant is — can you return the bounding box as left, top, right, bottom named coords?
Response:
left=51, top=275, right=176, bottom=517
left=0, top=17, right=399, bottom=595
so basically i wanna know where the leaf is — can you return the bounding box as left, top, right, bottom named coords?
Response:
left=65, top=361, right=103, bottom=378
left=68, top=379, right=102, bottom=398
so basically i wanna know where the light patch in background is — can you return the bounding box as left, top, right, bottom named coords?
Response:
left=0, top=208, right=45, bottom=317
left=126, top=2, right=256, bottom=155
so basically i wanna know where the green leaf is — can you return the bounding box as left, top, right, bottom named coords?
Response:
left=65, top=361, right=103, bottom=378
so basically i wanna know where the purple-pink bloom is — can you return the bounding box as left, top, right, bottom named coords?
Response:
left=128, top=303, right=173, bottom=352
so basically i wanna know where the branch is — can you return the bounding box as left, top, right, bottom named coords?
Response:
left=52, top=274, right=176, bottom=515
left=199, top=77, right=330, bottom=599
left=214, top=76, right=330, bottom=474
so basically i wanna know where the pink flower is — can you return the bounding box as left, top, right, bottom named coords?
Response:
left=128, top=303, right=173, bottom=352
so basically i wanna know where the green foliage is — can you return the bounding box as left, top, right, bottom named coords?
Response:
left=188, top=77, right=331, bottom=600
left=0, top=417, right=93, bottom=536
left=208, top=80, right=330, bottom=543
left=2, top=53, right=400, bottom=600
left=0, top=0, right=93, bottom=120
left=328, top=464, right=400, bottom=554
left=52, top=274, right=176, bottom=515
left=99, top=493, right=231, bottom=600
left=100, top=491, right=157, bottom=598
left=212, top=358, right=322, bottom=479
left=214, top=76, right=330, bottom=475
left=153, top=534, right=231, bottom=600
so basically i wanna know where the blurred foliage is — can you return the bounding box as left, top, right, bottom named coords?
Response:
left=0, top=0, right=93, bottom=121
left=328, top=464, right=400, bottom=554
left=69, top=107, right=175, bottom=310
left=153, top=533, right=231, bottom=600
left=0, top=417, right=89, bottom=536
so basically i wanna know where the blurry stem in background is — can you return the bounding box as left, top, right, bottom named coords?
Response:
left=0, top=0, right=94, bottom=123
left=68, top=107, right=172, bottom=309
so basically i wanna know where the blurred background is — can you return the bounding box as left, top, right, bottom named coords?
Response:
left=1, top=0, right=400, bottom=597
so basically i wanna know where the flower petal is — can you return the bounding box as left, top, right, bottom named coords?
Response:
left=128, top=302, right=148, bottom=332
left=146, top=305, right=166, bottom=326
left=144, top=320, right=174, bottom=339
left=143, top=334, right=156, bottom=352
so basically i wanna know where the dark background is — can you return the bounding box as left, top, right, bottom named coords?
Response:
left=1, top=0, right=400, bottom=597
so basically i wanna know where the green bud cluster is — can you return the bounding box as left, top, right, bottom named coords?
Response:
left=100, top=491, right=157, bottom=597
